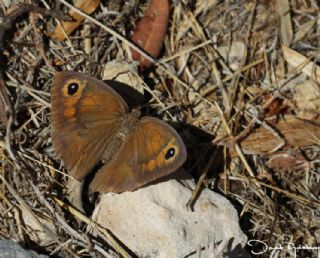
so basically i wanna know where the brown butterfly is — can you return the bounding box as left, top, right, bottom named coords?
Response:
left=51, top=71, right=187, bottom=193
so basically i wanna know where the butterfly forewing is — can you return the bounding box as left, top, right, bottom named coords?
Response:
left=51, top=72, right=128, bottom=180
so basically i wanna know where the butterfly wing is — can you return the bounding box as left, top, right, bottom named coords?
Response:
left=51, top=71, right=128, bottom=180
left=90, top=117, right=187, bottom=193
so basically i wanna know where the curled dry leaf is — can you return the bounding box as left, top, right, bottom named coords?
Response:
left=227, top=115, right=320, bottom=155
left=294, top=80, right=320, bottom=120
left=267, top=150, right=308, bottom=172
left=282, top=45, right=320, bottom=82
left=49, top=0, right=100, bottom=40
left=102, top=60, right=145, bottom=94
left=260, top=94, right=294, bottom=117
left=131, top=0, right=169, bottom=69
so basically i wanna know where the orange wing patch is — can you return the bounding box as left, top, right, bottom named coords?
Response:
left=142, top=138, right=178, bottom=173
left=146, top=159, right=156, bottom=172
left=63, top=107, right=76, bottom=119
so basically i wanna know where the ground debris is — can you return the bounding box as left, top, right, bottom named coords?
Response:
left=0, top=1, right=319, bottom=257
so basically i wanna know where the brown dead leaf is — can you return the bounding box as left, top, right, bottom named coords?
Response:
left=282, top=45, right=320, bottom=82
left=228, top=115, right=320, bottom=155
left=49, top=0, right=100, bottom=40
left=266, top=150, right=307, bottom=172
left=131, top=0, right=169, bottom=69
left=293, top=79, right=320, bottom=120
left=260, top=94, right=293, bottom=117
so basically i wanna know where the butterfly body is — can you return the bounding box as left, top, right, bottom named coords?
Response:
left=100, top=108, right=141, bottom=164
left=51, top=71, right=187, bottom=193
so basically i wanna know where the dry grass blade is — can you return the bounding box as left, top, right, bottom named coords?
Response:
left=0, top=73, right=11, bottom=127
left=57, top=0, right=157, bottom=66
left=275, top=0, right=293, bottom=45
left=0, top=174, right=60, bottom=245
left=49, top=0, right=101, bottom=40
left=53, top=197, right=132, bottom=258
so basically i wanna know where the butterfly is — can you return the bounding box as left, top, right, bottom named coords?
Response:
left=51, top=71, right=187, bottom=193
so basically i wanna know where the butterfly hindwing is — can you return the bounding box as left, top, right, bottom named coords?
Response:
left=90, top=117, right=187, bottom=193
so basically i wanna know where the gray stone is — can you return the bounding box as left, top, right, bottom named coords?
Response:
left=0, top=240, right=48, bottom=258
left=92, top=170, right=248, bottom=257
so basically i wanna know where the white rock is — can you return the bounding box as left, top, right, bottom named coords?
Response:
left=0, top=240, right=48, bottom=258
left=92, top=171, right=247, bottom=257
left=102, top=60, right=144, bottom=94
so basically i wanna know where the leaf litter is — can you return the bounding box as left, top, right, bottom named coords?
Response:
left=0, top=0, right=319, bottom=257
